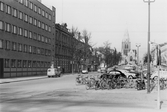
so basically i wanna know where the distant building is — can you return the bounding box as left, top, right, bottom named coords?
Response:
left=121, top=30, right=137, bottom=65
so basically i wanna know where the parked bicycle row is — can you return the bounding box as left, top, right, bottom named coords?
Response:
left=76, top=71, right=167, bottom=91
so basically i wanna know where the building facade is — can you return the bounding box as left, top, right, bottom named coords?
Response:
left=0, top=0, right=55, bottom=78
left=54, top=23, right=73, bottom=73
left=121, top=30, right=137, bottom=65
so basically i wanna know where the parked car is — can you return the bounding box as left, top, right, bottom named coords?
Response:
left=97, top=69, right=101, bottom=73
left=151, top=70, right=167, bottom=80
left=107, top=70, right=127, bottom=79
left=117, top=69, right=137, bottom=79
left=81, top=69, right=88, bottom=74
left=100, top=67, right=106, bottom=73
left=47, top=67, right=61, bottom=78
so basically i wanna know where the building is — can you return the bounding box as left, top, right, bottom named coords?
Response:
left=54, top=23, right=73, bottom=73
left=121, top=30, right=137, bottom=65
left=0, top=0, right=55, bottom=78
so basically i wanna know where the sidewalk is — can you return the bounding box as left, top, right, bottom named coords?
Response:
left=0, top=73, right=76, bottom=84
left=0, top=75, right=47, bottom=84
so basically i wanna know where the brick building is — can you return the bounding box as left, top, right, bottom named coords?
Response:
left=0, top=0, right=55, bottom=78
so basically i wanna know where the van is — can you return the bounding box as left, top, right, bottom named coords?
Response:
left=47, top=68, right=61, bottom=78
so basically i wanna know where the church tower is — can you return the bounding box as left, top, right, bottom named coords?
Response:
left=122, top=29, right=131, bottom=56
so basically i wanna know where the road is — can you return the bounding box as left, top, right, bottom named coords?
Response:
left=0, top=72, right=167, bottom=112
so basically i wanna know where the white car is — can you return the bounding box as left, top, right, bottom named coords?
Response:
left=151, top=70, right=167, bottom=80
left=47, top=68, right=61, bottom=77
left=81, top=69, right=88, bottom=74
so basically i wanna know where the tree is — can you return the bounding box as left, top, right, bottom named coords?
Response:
left=96, top=41, right=122, bottom=68
left=143, top=53, right=152, bottom=64
left=81, top=29, right=92, bottom=61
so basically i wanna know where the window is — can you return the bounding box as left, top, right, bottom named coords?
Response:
left=13, top=8, right=17, bottom=17
left=38, top=7, right=41, bottom=14
left=34, top=5, right=37, bottom=12
left=41, top=36, right=44, bottom=42
left=29, top=16, right=32, bottom=24
left=5, top=41, right=10, bottom=50
left=38, top=34, right=41, bottom=41
left=45, top=25, right=48, bottom=31
left=37, top=48, right=40, bottom=54
left=11, top=59, right=16, bottom=68
left=5, top=23, right=11, bottom=32
left=23, top=44, right=27, bottom=52
left=18, top=27, right=22, bottom=35
left=48, top=38, right=51, bottom=44
left=25, top=0, right=28, bottom=7
left=42, top=10, right=44, bottom=16
left=18, top=0, right=23, bottom=4
left=29, top=45, right=32, bottom=53
left=48, top=26, right=51, bottom=32
left=24, top=29, right=28, bottom=37
left=33, top=18, right=37, bottom=26
left=48, top=14, right=51, bottom=20
left=24, top=14, right=28, bottom=22
left=0, top=21, right=3, bottom=30
left=29, top=2, right=33, bottom=10
left=17, top=60, right=22, bottom=68
left=41, top=23, right=44, bottom=29
left=0, top=2, right=4, bottom=11
left=45, top=37, right=48, bottom=43
left=32, top=61, right=36, bottom=67
left=12, top=42, right=17, bottom=51
left=33, top=33, right=37, bottom=40
left=29, top=31, right=32, bottom=38
left=12, top=25, right=17, bottom=34
left=6, top=5, right=11, bottom=14
left=5, top=59, right=10, bottom=68
left=18, top=43, right=22, bottom=51
left=33, top=46, right=36, bottom=54
left=23, top=60, right=27, bottom=68
left=38, top=21, right=41, bottom=27
left=19, top=11, right=23, bottom=19
left=45, top=12, right=48, bottom=18
left=0, top=39, right=2, bottom=48
left=28, top=61, right=31, bottom=67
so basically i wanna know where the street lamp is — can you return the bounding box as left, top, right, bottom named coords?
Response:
left=143, top=0, right=155, bottom=94
left=149, top=41, right=161, bottom=109
left=136, top=43, right=141, bottom=65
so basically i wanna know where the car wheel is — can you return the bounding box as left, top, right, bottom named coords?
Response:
left=153, top=76, right=158, bottom=81
left=128, top=75, right=133, bottom=79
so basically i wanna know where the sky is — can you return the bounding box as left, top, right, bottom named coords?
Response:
left=42, top=0, right=167, bottom=60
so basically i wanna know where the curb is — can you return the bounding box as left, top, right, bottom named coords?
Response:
left=0, top=73, right=75, bottom=84
left=0, top=77, right=47, bottom=84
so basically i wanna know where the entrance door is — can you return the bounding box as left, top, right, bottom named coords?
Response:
left=0, top=58, right=4, bottom=78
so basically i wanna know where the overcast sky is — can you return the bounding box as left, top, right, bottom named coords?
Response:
left=42, top=0, right=167, bottom=60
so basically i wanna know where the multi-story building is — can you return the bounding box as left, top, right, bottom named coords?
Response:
left=0, top=0, right=55, bottom=78
left=54, top=23, right=73, bottom=73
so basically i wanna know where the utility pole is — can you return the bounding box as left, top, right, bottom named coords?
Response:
left=143, top=0, right=155, bottom=93
left=136, top=44, right=141, bottom=65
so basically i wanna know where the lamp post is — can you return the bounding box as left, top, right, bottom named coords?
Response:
left=136, top=44, right=141, bottom=65
left=143, top=0, right=155, bottom=93
left=149, top=41, right=160, bottom=109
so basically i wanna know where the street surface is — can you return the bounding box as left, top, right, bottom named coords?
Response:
left=0, top=72, right=167, bottom=112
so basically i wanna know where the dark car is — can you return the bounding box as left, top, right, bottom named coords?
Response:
left=101, top=70, right=127, bottom=79
left=108, top=70, right=127, bottom=79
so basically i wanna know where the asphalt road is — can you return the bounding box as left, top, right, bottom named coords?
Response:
left=0, top=72, right=167, bottom=112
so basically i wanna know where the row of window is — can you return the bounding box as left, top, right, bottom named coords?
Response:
left=0, top=1, right=52, bottom=32
left=4, top=59, right=50, bottom=68
left=16, top=0, right=52, bottom=20
left=0, top=39, right=51, bottom=56
left=0, top=21, right=51, bottom=44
